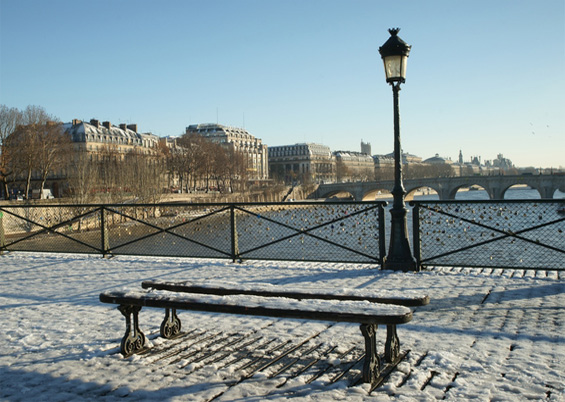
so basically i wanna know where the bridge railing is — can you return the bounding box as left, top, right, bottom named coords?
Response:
left=0, top=201, right=388, bottom=264
left=410, top=199, right=565, bottom=270
left=2, top=200, right=563, bottom=270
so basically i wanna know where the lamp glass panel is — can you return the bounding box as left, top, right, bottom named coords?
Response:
left=383, top=55, right=408, bottom=82
left=400, top=55, right=408, bottom=79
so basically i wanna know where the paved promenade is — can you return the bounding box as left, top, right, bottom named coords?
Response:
left=0, top=253, right=563, bottom=401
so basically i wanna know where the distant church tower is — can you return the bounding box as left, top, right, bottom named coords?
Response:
left=458, top=150, right=463, bottom=164
left=361, top=140, right=371, bottom=155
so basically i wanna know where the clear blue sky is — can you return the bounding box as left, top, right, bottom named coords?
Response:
left=1, top=0, right=563, bottom=168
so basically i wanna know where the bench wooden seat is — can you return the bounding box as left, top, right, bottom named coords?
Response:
left=141, top=280, right=430, bottom=307
left=100, top=289, right=413, bottom=385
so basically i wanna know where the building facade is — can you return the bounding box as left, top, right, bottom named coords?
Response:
left=334, top=151, right=375, bottom=182
left=64, top=119, right=160, bottom=156
left=268, top=143, right=336, bottom=184
left=185, top=123, right=268, bottom=181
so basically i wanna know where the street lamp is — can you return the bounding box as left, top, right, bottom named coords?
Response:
left=379, top=28, right=418, bottom=271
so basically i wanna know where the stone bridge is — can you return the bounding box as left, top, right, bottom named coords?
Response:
left=312, top=174, right=565, bottom=200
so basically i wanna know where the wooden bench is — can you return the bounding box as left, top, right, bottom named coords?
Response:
left=99, top=285, right=419, bottom=385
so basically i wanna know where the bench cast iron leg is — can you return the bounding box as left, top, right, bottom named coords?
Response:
left=117, top=304, right=146, bottom=357
left=360, top=323, right=381, bottom=383
left=160, top=308, right=182, bottom=338
left=385, top=324, right=400, bottom=363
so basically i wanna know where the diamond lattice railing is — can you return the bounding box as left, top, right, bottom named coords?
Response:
left=413, top=200, right=565, bottom=269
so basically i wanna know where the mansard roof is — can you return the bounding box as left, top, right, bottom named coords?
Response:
left=63, top=119, right=139, bottom=141
left=334, top=151, right=374, bottom=162
left=186, top=123, right=257, bottom=141
left=268, top=143, right=332, bottom=157
left=63, top=119, right=160, bottom=146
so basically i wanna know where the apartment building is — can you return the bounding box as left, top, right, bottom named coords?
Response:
left=185, top=123, right=268, bottom=181
left=268, top=143, right=336, bottom=184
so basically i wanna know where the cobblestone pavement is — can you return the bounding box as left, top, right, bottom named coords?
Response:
left=0, top=255, right=563, bottom=401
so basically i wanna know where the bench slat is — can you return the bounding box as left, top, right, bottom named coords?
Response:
left=141, top=280, right=430, bottom=307
left=100, top=290, right=412, bottom=325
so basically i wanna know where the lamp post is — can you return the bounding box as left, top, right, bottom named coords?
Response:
left=379, top=28, right=418, bottom=271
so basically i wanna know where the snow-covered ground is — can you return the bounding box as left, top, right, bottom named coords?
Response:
left=0, top=252, right=563, bottom=401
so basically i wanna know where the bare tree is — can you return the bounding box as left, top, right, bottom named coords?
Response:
left=353, top=166, right=374, bottom=182
left=124, top=149, right=165, bottom=203
left=375, top=165, right=394, bottom=181
left=7, top=124, right=37, bottom=199
left=172, top=132, right=256, bottom=195
left=36, top=122, right=73, bottom=197
left=176, top=134, right=200, bottom=192
left=336, top=160, right=349, bottom=182
left=177, top=133, right=215, bottom=192
left=200, top=140, right=219, bottom=191
left=269, top=164, right=287, bottom=184
left=5, top=106, right=58, bottom=199
left=67, top=150, right=97, bottom=204
left=20, top=105, right=51, bottom=126
left=0, top=105, right=22, bottom=199
left=94, top=145, right=128, bottom=204
left=226, top=149, right=248, bottom=192
left=213, top=147, right=230, bottom=192
left=157, top=140, right=178, bottom=192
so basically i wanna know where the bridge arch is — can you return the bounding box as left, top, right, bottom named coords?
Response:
left=502, top=184, right=541, bottom=199
left=553, top=189, right=565, bottom=198
left=319, top=189, right=355, bottom=200
left=360, top=187, right=393, bottom=201
left=404, top=184, right=441, bottom=198
left=452, top=184, right=492, bottom=200
left=405, top=185, right=439, bottom=200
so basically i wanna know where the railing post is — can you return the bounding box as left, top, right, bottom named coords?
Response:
left=100, top=206, right=110, bottom=257
left=0, top=210, right=5, bottom=255
left=230, top=204, right=239, bottom=262
left=411, top=201, right=422, bottom=270
left=378, top=203, right=387, bottom=266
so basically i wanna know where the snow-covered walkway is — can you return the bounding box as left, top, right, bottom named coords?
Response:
left=1, top=253, right=563, bottom=401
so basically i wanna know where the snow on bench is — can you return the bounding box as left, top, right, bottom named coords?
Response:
left=141, top=279, right=430, bottom=307
left=99, top=288, right=414, bottom=385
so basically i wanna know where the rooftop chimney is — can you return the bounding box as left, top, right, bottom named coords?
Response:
left=119, top=123, right=127, bottom=131
left=90, top=119, right=100, bottom=128
left=127, top=124, right=138, bottom=133
left=103, top=121, right=112, bottom=129
left=72, top=119, right=82, bottom=126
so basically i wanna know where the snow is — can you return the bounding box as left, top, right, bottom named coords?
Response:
left=1, top=252, right=563, bottom=401
left=103, top=289, right=412, bottom=318
left=145, top=279, right=429, bottom=302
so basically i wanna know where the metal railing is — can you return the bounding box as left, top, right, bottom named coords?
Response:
left=411, top=199, right=565, bottom=270
left=2, top=199, right=563, bottom=270
left=0, top=201, right=387, bottom=264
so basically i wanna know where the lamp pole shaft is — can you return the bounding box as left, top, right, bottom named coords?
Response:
left=383, top=82, right=418, bottom=271
left=392, top=83, right=404, bottom=210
